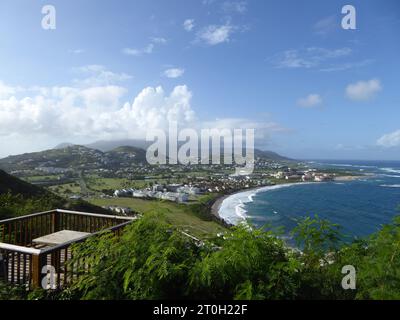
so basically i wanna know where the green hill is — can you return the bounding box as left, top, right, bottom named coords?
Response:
left=0, top=145, right=105, bottom=172
left=0, top=169, right=110, bottom=219
left=105, top=145, right=147, bottom=163
left=254, top=149, right=291, bottom=161
left=0, top=169, right=48, bottom=197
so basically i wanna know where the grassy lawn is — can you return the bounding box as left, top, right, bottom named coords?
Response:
left=87, top=197, right=227, bottom=240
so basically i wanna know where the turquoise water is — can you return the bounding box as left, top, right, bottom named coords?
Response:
left=219, top=160, right=400, bottom=243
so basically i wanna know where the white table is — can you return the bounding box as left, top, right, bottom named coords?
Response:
left=32, top=230, right=91, bottom=246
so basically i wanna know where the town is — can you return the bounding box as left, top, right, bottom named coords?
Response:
left=0, top=143, right=350, bottom=218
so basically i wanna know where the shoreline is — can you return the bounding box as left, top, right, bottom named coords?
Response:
left=211, top=182, right=311, bottom=225
left=210, top=174, right=371, bottom=225
left=210, top=185, right=267, bottom=221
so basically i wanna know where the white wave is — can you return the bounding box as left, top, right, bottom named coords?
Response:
left=380, top=184, right=400, bottom=188
left=380, top=174, right=400, bottom=178
left=323, top=163, right=377, bottom=169
left=380, top=168, right=400, bottom=175
left=218, top=182, right=313, bottom=225
left=247, top=193, right=256, bottom=202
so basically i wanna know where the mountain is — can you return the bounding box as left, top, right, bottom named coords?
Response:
left=86, top=139, right=290, bottom=161
left=54, top=142, right=74, bottom=149
left=0, top=169, right=110, bottom=219
left=254, top=149, right=290, bottom=161
left=0, top=144, right=150, bottom=173
left=0, top=140, right=290, bottom=173
left=86, top=139, right=151, bottom=152
left=106, top=146, right=147, bottom=163
left=0, top=145, right=105, bottom=172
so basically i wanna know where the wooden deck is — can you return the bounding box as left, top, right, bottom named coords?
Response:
left=0, top=209, right=136, bottom=290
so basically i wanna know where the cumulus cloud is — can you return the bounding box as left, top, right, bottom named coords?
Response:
left=0, top=73, right=285, bottom=156
left=183, top=19, right=195, bottom=32
left=297, top=94, right=322, bottom=108
left=197, top=24, right=234, bottom=45
left=377, top=130, right=400, bottom=147
left=346, top=79, right=382, bottom=101
left=164, top=68, right=185, bottom=78
left=0, top=83, right=195, bottom=140
left=0, top=81, right=21, bottom=99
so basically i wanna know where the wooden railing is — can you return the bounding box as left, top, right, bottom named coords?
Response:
left=0, top=209, right=135, bottom=290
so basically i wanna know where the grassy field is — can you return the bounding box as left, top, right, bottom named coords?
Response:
left=88, top=197, right=227, bottom=240
left=85, top=178, right=131, bottom=191
left=23, top=175, right=61, bottom=182
left=49, top=183, right=81, bottom=195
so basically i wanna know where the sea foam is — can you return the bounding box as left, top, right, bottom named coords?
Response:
left=218, top=182, right=313, bottom=225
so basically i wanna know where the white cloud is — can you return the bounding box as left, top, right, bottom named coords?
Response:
left=164, top=68, right=185, bottom=78
left=222, top=1, right=247, bottom=14
left=202, top=118, right=286, bottom=140
left=0, top=77, right=286, bottom=158
left=313, top=15, right=338, bottom=35
left=0, top=81, right=20, bottom=99
left=197, top=24, right=234, bottom=45
left=122, top=37, right=167, bottom=56
left=150, top=37, right=167, bottom=44
left=271, top=47, right=352, bottom=69
left=183, top=19, right=195, bottom=32
left=73, top=65, right=132, bottom=87
left=122, top=44, right=154, bottom=56
left=319, top=59, right=374, bottom=72
left=80, top=86, right=127, bottom=109
left=297, top=94, right=322, bottom=108
left=377, top=130, right=400, bottom=147
left=346, top=79, right=382, bottom=101
left=70, top=49, right=85, bottom=54
left=0, top=83, right=195, bottom=140
left=202, top=0, right=216, bottom=5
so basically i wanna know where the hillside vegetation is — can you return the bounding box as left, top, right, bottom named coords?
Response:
left=0, top=169, right=109, bottom=219
left=23, top=212, right=400, bottom=300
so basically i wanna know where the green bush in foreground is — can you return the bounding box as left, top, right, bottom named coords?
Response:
left=5, top=212, right=400, bottom=300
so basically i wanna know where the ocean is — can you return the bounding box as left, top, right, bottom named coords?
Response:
left=218, top=160, right=400, bottom=243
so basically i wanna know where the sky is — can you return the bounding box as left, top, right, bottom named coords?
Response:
left=0, top=0, right=399, bottom=160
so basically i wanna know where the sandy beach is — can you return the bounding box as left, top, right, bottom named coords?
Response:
left=210, top=185, right=264, bottom=220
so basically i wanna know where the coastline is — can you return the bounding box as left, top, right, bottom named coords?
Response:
left=211, top=182, right=312, bottom=225
left=210, top=174, right=370, bottom=225
left=210, top=186, right=262, bottom=221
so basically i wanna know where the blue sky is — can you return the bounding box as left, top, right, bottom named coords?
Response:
left=0, top=0, right=399, bottom=159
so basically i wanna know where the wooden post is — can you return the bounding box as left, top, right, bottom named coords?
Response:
left=52, top=212, right=60, bottom=233
left=31, top=253, right=46, bottom=289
